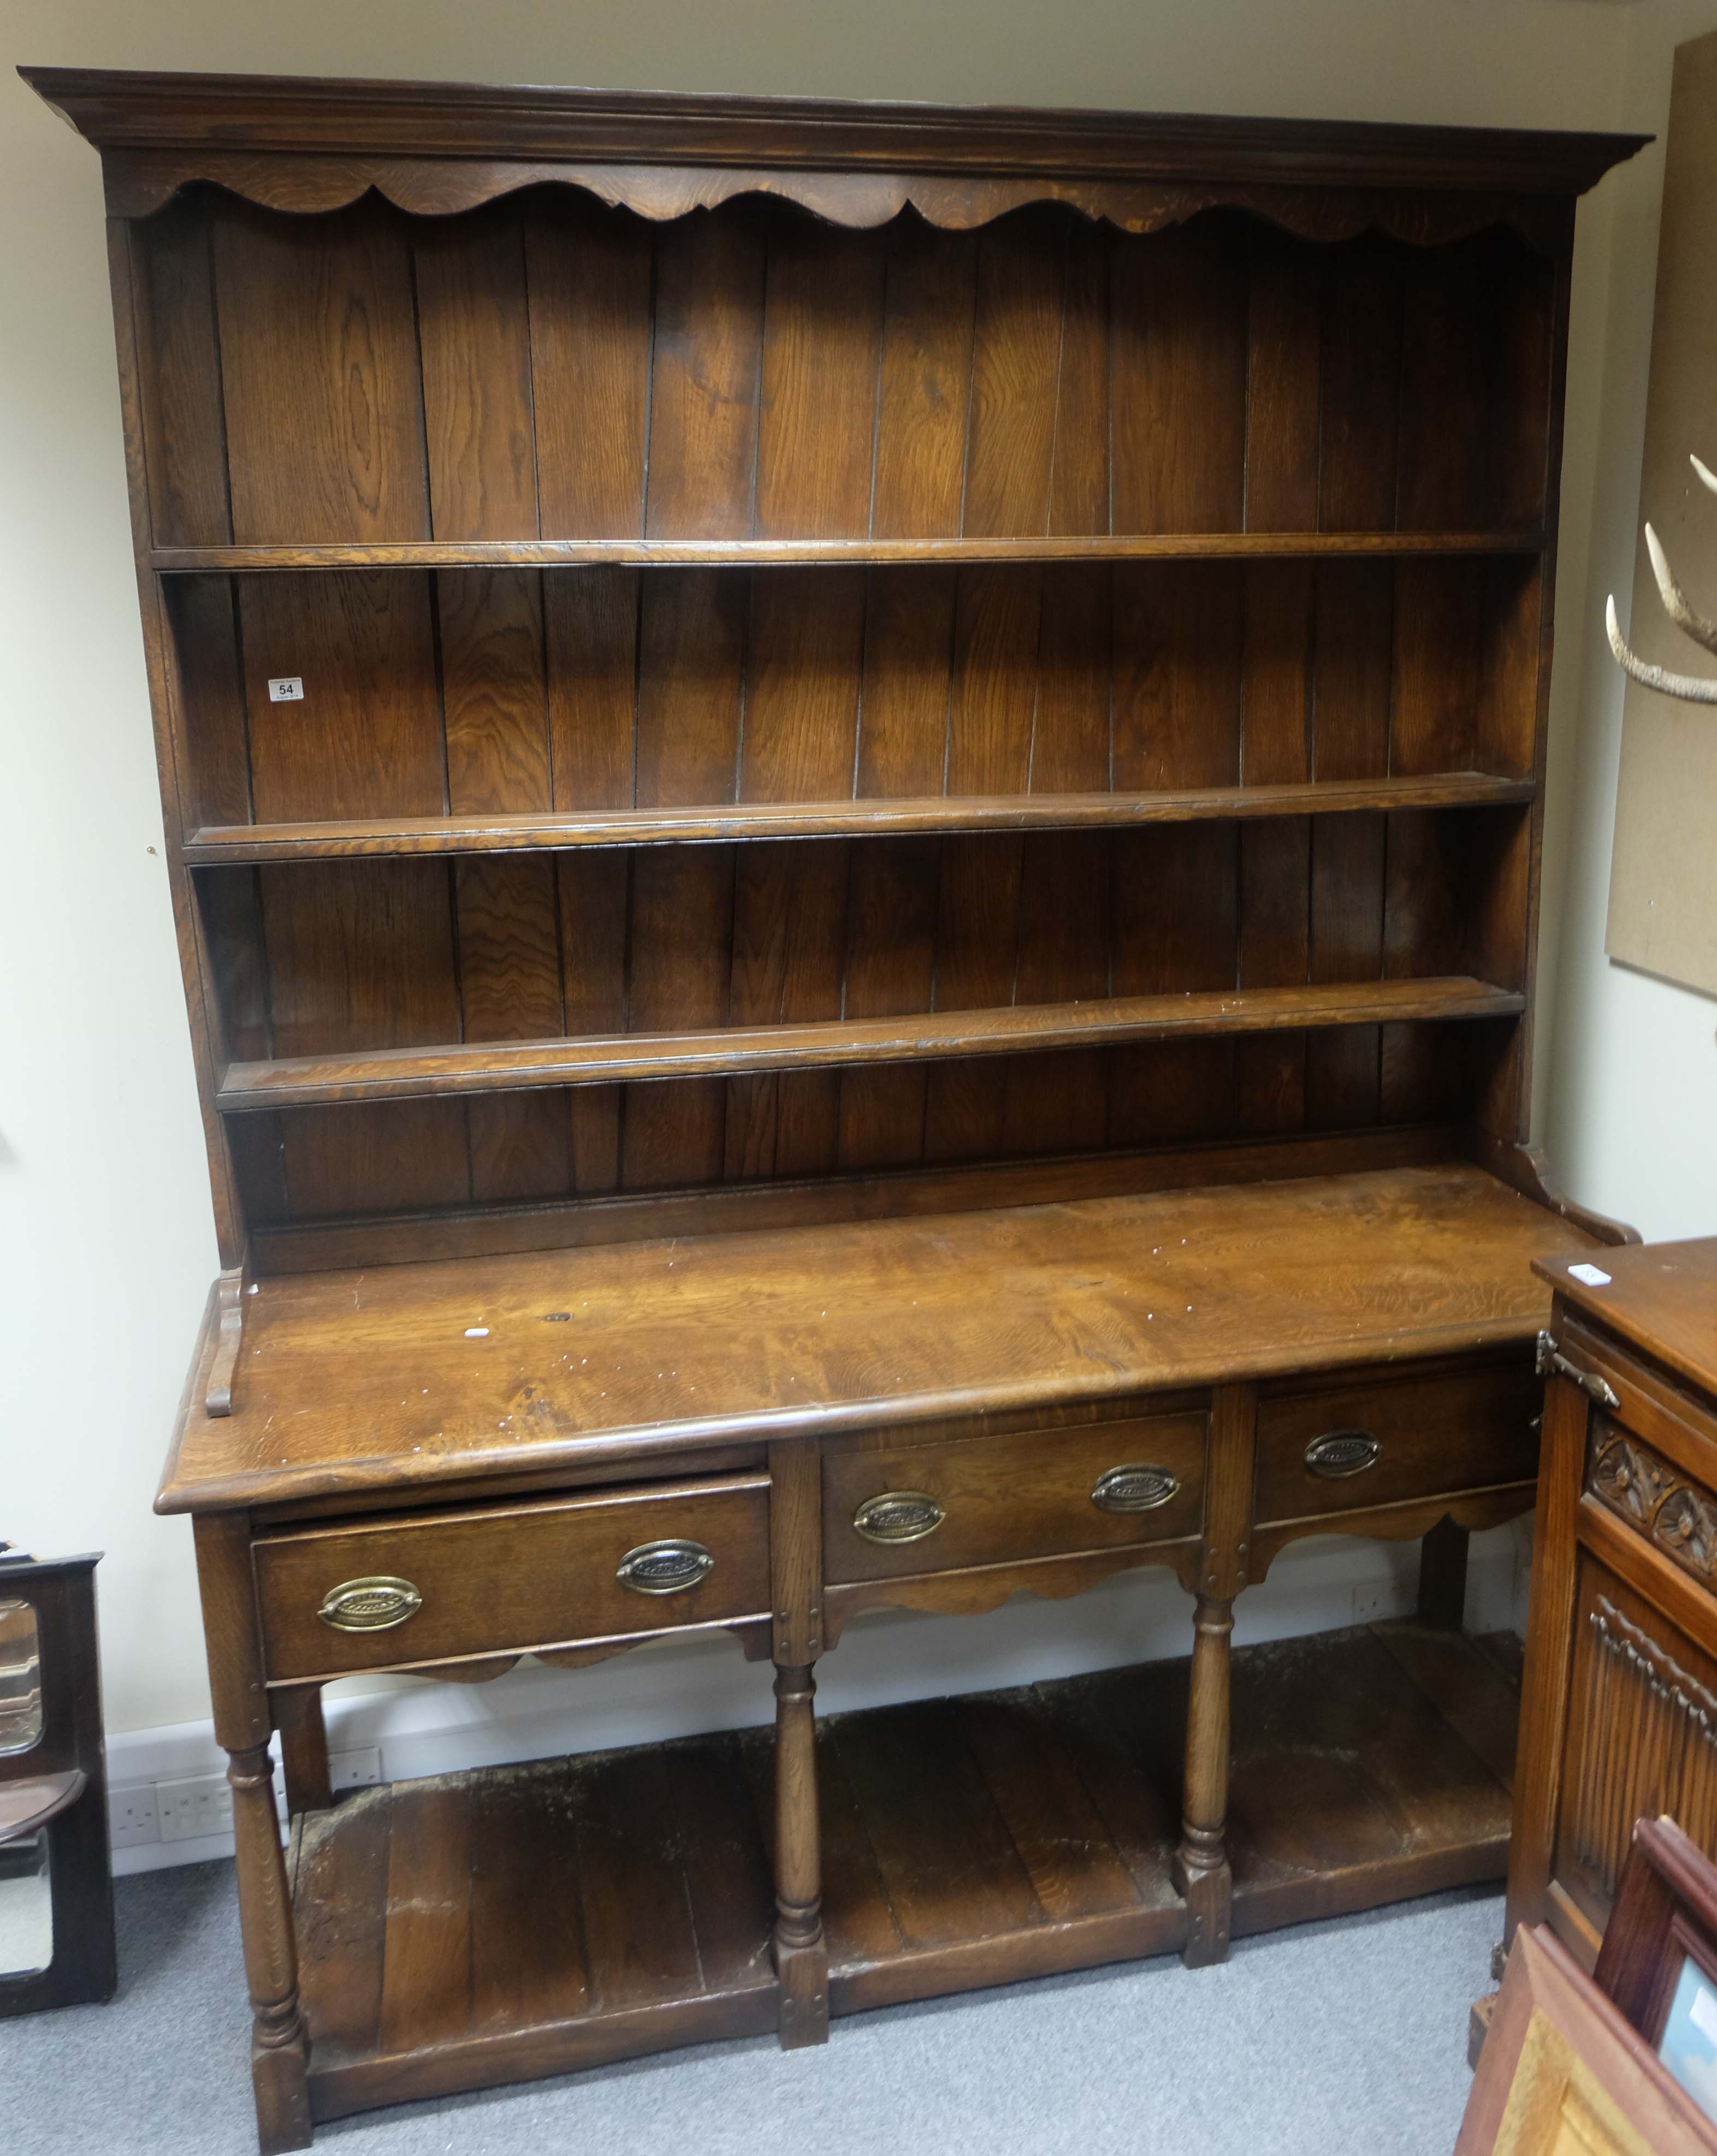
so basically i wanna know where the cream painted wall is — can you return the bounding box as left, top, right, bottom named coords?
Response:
left=1, top=0, right=1704, bottom=1744
left=1540, top=2, right=1717, bottom=1237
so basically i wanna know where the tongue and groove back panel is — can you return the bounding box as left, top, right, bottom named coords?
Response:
left=127, top=184, right=1556, bottom=1251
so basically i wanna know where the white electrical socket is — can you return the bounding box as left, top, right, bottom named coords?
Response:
left=157, top=1771, right=235, bottom=1844
left=328, top=1746, right=383, bottom=1793
left=108, top=1784, right=161, bottom=1849
left=1352, top=1577, right=1398, bottom=1624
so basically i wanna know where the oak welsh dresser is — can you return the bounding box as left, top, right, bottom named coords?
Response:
left=1509, top=1241, right=1717, bottom=1964
left=24, top=66, right=1645, bottom=2147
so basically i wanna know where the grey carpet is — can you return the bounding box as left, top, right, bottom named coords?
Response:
left=1, top=1862, right=1494, bottom=2154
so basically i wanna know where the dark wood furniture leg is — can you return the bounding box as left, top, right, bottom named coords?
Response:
left=773, top=1662, right=825, bottom=2046
left=768, top=1440, right=828, bottom=2047
left=194, top=1515, right=311, bottom=2153
left=1179, top=1591, right=1236, bottom=1966
left=1418, top=1518, right=1472, bottom=1628
left=229, top=1742, right=312, bottom=2149
left=1178, top=1382, right=1258, bottom=1968
left=1505, top=1363, right=1589, bottom=1948
left=274, top=1686, right=332, bottom=1816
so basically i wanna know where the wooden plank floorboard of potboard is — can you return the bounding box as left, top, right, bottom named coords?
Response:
left=298, top=1742, right=778, bottom=2121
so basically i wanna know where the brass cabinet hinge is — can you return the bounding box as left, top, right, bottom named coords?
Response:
left=1536, top=1330, right=1621, bottom=1411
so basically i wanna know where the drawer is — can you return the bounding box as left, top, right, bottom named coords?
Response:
left=824, top=1413, right=1206, bottom=1584
left=1253, top=1361, right=1541, bottom=1527
left=253, top=1472, right=771, bottom=1681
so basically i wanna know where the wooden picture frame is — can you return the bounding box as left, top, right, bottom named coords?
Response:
left=1594, top=1815, right=1717, bottom=2116
left=1653, top=1921, right=1717, bottom=2118
left=1459, top=1921, right=1717, bottom=2155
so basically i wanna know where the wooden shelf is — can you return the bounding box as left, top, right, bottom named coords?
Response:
left=216, top=976, right=1525, bottom=1113
left=291, top=1620, right=1519, bottom=2118
left=150, top=530, right=1544, bottom=574
left=184, top=773, right=1536, bottom=866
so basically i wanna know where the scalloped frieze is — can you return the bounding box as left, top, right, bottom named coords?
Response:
left=823, top=1541, right=1200, bottom=1646
left=345, top=1616, right=767, bottom=1684
left=102, top=147, right=1570, bottom=254
left=1247, top=1482, right=1537, bottom=1585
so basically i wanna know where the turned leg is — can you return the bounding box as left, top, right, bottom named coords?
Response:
left=1418, top=1518, right=1470, bottom=1630
left=275, top=1686, right=332, bottom=1816
left=1177, top=1382, right=1256, bottom=1970
left=195, top=1513, right=312, bottom=2152
left=1177, top=1593, right=1235, bottom=1967
left=767, top=1438, right=828, bottom=2048
left=773, top=1663, right=827, bottom=2047
left=228, top=1744, right=312, bottom=2152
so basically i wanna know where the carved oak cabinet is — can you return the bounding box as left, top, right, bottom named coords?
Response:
left=25, top=66, right=1644, bottom=2147
left=1509, top=1241, right=1717, bottom=1963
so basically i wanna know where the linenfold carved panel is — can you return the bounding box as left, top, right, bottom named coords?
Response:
left=1566, top=1595, right=1717, bottom=1900
left=1588, top=1424, right=1717, bottom=1588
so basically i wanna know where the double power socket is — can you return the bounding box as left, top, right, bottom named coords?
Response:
left=108, top=1746, right=382, bottom=1850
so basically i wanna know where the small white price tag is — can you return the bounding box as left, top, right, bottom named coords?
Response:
left=268, top=676, right=304, bottom=702
left=1568, top=1263, right=1612, bottom=1288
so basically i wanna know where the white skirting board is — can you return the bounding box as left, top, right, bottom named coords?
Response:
left=105, top=1520, right=1533, bottom=1874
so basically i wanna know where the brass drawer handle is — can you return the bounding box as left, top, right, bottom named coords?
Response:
left=1091, top=1464, right=1180, bottom=1514
left=616, top=1540, right=714, bottom=1596
left=1305, top=1430, right=1381, bottom=1479
left=317, top=1576, right=423, bottom=1632
left=853, top=1491, right=945, bottom=1545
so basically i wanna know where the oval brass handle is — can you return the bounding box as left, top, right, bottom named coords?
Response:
left=616, top=1540, right=714, bottom=1596
left=317, top=1576, right=423, bottom=1633
left=1305, top=1430, right=1382, bottom=1479
left=1091, top=1464, right=1180, bottom=1514
left=853, top=1491, right=945, bottom=1545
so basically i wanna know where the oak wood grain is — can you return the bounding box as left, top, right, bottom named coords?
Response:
left=1535, top=1241, right=1717, bottom=1394
left=150, top=530, right=1544, bottom=572
left=182, top=777, right=1537, bottom=864
left=161, top=1160, right=1589, bottom=1513
left=216, top=976, right=1528, bottom=1111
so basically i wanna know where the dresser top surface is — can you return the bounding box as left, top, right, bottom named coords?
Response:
left=161, top=1162, right=1594, bottom=1515
left=1537, top=1237, right=1717, bottom=1399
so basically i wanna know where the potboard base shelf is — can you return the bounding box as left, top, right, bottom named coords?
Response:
left=292, top=1742, right=779, bottom=2124
left=292, top=1619, right=1520, bottom=2122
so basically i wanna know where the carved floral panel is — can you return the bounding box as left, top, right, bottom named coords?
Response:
left=1587, top=1425, right=1717, bottom=1589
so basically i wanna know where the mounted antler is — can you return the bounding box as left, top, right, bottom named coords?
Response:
left=1606, top=453, right=1717, bottom=703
